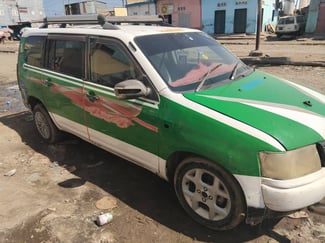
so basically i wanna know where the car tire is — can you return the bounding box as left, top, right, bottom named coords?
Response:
left=33, top=104, right=61, bottom=144
left=299, top=28, right=304, bottom=35
left=174, top=156, right=246, bottom=230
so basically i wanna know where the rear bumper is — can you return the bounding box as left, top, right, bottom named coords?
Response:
left=275, top=30, right=299, bottom=36
left=261, top=168, right=325, bottom=211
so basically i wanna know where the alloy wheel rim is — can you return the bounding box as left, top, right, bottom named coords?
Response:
left=182, top=168, right=231, bottom=221
left=34, top=112, right=50, bottom=139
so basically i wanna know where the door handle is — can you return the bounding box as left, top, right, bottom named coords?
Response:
left=86, top=91, right=98, bottom=102
left=44, top=78, right=53, bottom=87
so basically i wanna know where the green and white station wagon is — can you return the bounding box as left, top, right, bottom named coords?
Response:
left=17, top=15, right=325, bottom=230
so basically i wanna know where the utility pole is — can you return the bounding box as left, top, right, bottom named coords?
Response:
left=16, top=2, right=22, bottom=23
left=255, top=0, right=262, bottom=51
left=250, top=0, right=263, bottom=56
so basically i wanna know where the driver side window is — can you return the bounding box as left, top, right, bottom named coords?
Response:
left=90, top=38, right=158, bottom=101
left=90, top=40, right=135, bottom=88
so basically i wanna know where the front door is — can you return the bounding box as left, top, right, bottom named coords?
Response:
left=83, top=37, right=160, bottom=171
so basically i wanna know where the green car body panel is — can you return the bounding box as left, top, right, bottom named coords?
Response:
left=158, top=95, right=271, bottom=177
left=184, top=71, right=325, bottom=151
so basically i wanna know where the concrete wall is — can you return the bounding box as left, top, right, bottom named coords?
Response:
left=315, top=1, right=325, bottom=32
left=127, top=2, right=156, bottom=15
left=283, top=0, right=295, bottom=15
left=201, top=0, right=277, bottom=34
left=298, top=0, right=311, bottom=8
left=263, top=0, right=278, bottom=28
left=125, top=0, right=279, bottom=34
left=0, top=0, right=45, bottom=25
left=156, top=0, right=201, bottom=29
left=306, top=0, right=320, bottom=32
left=127, top=0, right=150, bottom=3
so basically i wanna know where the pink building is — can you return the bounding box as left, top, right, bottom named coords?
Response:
left=156, top=0, right=201, bottom=29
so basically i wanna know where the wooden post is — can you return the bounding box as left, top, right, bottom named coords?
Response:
left=255, top=0, right=262, bottom=51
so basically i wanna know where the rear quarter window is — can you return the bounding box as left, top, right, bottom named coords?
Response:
left=24, top=36, right=46, bottom=68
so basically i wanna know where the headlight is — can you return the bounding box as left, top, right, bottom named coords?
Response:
left=259, top=144, right=321, bottom=180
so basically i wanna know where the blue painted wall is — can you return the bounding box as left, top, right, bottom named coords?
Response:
left=202, top=0, right=276, bottom=34
left=262, top=0, right=278, bottom=31
left=305, top=0, right=320, bottom=33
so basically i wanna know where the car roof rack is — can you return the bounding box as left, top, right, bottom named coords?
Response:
left=39, top=14, right=170, bottom=29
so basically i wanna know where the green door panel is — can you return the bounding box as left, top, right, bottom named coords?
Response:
left=83, top=82, right=160, bottom=155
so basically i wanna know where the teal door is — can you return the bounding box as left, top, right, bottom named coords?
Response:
left=234, top=8, right=247, bottom=33
left=214, top=10, right=226, bottom=34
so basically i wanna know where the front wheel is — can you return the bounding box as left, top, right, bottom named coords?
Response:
left=33, top=104, right=61, bottom=144
left=174, top=157, right=246, bottom=230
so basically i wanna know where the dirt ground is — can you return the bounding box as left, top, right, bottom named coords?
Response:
left=0, top=38, right=325, bottom=243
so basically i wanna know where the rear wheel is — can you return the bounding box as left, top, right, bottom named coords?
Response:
left=33, top=104, right=61, bottom=144
left=299, top=28, right=304, bottom=35
left=174, top=157, right=246, bottom=230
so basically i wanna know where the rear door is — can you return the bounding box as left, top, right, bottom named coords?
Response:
left=18, top=35, right=47, bottom=107
left=83, top=36, right=160, bottom=171
left=42, top=35, right=88, bottom=139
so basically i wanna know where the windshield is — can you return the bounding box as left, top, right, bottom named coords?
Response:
left=278, top=17, right=295, bottom=24
left=135, top=32, right=252, bottom=92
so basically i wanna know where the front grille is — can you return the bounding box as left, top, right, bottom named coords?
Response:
left=317, top=141, right=325, bottom=166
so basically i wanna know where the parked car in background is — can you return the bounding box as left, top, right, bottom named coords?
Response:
left=17, top=14, right=325, bottom=231
left=276, top=15, right=306, bottom=38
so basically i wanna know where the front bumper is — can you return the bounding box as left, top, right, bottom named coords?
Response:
left=261, top=168, right=325, bottom=212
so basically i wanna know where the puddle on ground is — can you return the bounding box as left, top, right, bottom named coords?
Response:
left=0, top=83, right=26, bottom=114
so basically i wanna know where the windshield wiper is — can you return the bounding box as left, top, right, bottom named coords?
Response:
left=195, top=63, right=222, bottom=92
left=229, top=61, right=241, bottom=80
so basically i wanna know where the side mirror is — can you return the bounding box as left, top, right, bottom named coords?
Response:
left=114, top=79, right=151, bottom=99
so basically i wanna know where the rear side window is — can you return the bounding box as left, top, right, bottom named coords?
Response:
left=278, top=17, right=295, bottom=24
left=46, top=39, right=85, bottom=79
left=296, top=16, right=305, bottom=23
left=25, top=36, right=45, bottom=68
left=286, top=17, right=295, bottom=24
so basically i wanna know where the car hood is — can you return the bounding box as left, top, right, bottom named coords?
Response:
left=183, top=70, right=325, bottom=150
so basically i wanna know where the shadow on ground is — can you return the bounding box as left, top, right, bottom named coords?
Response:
left=0, top=111, right=288, bottom=242
left=265, top=35, right=297, bottom=42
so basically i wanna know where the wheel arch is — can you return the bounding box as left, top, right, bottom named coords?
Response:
left=27, top=96, right=44, bottom=111
left=169, top=153, right=249, bottom=230
left=166, top=151, right=194, bottom=183
left=166, top=151, right=248, bottom=207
